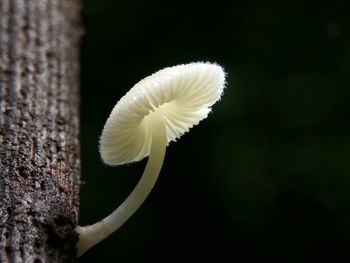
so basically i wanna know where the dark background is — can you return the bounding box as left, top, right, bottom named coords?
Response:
left=79, top=0, right=350, bottom=262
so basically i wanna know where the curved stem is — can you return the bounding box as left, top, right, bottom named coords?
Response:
left=76, top=112, right=167, bottom=256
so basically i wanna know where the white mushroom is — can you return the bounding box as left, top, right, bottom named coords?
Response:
left=76, top=62, right=226, bottom=256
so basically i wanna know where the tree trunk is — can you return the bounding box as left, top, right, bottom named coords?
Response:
left=0, top=0, right=81, bottom=262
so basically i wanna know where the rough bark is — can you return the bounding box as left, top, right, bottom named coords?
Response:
left=0, top=0, right=81, bottom=262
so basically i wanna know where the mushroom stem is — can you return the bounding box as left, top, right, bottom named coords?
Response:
left=76, top=111, right=167, bottom=257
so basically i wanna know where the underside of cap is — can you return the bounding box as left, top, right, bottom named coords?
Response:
left=99, top=62, right=226, bottom=165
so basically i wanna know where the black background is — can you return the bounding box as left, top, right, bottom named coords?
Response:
left=79, top=0, right=350, bottom=262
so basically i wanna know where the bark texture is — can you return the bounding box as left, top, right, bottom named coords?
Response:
left=0, top=0, right=81, bottom=262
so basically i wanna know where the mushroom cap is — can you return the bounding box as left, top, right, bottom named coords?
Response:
left=100, top=62, right=226, bottom=165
